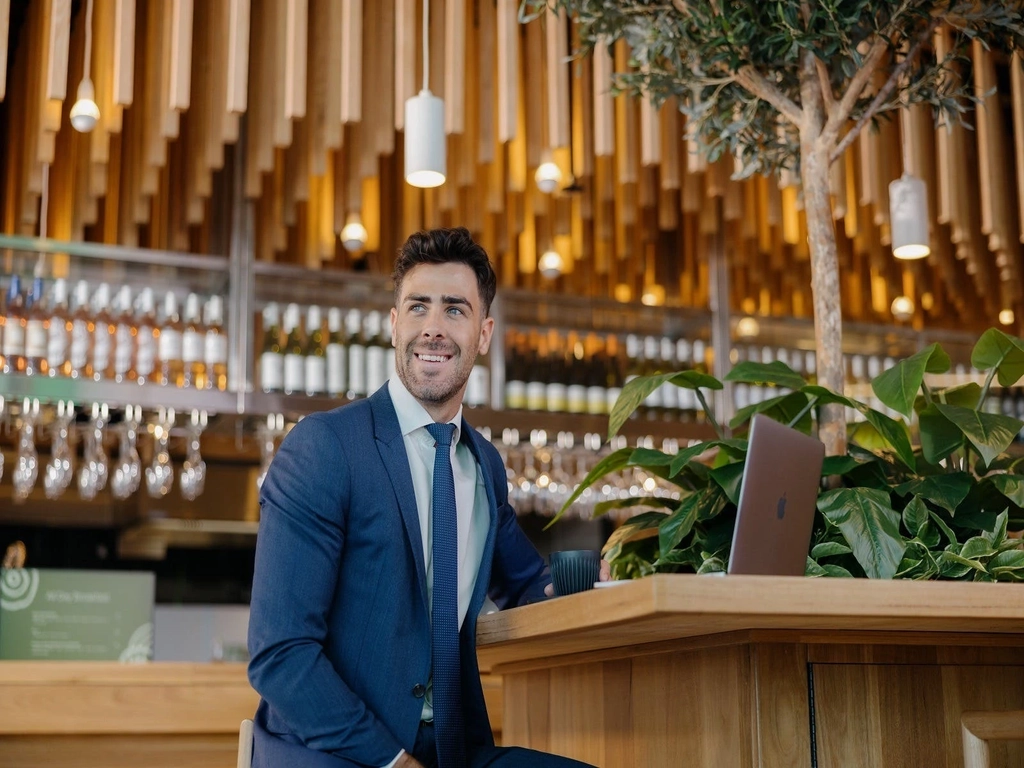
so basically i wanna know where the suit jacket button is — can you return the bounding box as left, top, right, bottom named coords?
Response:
left=412, top=683, right=426, bottom=698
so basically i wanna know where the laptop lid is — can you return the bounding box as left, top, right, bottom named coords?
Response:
left=727, top=413, right=825, bottom=576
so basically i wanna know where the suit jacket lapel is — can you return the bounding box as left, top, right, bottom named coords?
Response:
left=370, top=387, right=428, bottom=609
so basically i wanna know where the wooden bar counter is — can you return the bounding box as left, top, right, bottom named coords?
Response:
left=0, top=662, right=258, bottom=768
left=476, top=575, right=1024, bottom=767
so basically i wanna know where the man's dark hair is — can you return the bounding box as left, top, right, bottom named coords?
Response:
left=392, top=227, right=498, bottom=316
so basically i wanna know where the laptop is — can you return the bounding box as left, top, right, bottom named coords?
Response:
left=726, top=413, right=825, bottom=576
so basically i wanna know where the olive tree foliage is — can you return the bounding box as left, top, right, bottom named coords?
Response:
left=521, top=0, right=1024, bottom=457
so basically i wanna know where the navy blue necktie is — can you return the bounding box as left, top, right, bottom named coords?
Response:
left=425, top=422, right=465, bottom=768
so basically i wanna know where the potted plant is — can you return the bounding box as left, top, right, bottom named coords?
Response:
left=551, top=329, right=1024, bottom=582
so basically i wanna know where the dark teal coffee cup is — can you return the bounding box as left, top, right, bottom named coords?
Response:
left=549, top=549, right=601, bottom=596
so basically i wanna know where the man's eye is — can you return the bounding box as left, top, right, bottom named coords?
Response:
left=447, top=307, right=463, bottom=316
left=410, top=304, right=425, bottom=312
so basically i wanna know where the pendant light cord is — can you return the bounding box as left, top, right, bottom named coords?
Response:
left=83, top=0, right=94, bottom=81
left=422, top=0, right=429, bottom=92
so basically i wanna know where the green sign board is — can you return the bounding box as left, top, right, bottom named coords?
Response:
left=0, top=568, right=154, bottom=661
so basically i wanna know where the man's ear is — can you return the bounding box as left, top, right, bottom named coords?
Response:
left=478, top=316, right=495, bottom=356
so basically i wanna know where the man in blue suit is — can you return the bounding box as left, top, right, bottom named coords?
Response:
left=249, top=228, right=603, bottom=767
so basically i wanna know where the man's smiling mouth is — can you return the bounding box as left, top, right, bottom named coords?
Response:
left=416, top=353, right=452, bottom=363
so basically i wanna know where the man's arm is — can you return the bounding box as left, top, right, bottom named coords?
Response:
left=248, top=414, right=404, bottom=766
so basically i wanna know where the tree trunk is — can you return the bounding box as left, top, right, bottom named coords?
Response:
left=799, top=50, right=847, bottom=457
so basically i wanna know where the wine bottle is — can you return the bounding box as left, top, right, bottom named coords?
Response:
left=259, top=303, right=284, bottom=393
left=504, top=331, right=527, bottom=410
left=364, top=310, right=387, bottom=395
left=545, top=331, right=568, bottom=414
left=282, top=303, right=306, bottom=395
left=135, top=288, right=159, bottom=385
left=182, top=293, right=207, bottom=388
left=676, top=339, right=695, bottom=419
left=326, top=307, right=347, bottom=397
left=204, top=295, right=228, bottom=391
left=47, top=278, right=72, bottom=377
left=658, top=337, right=678, bottom=419
left=112, top=285, right=137, bottom=383
left=526, top=332, right=548, bottom=412
left=586, top=335, right=608, bottom=416
left=346, top=309, right=366, bottom=399
left=24, top=277, right=48, bottom=376
left=3, top=275, right=27, bottom=374
left=91, top=283, right=116, bottom=381
left=68, top=280, right=94, bottom=379
left=159, top=291, right=185, bottom=387
left=566, top=333, right=588, bottom=415
left=605, top=335, right=624, bottom=416
left=304, top=305, right=327, bottom=396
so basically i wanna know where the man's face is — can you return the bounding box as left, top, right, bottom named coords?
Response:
left=391, top=262, right=494, bottom=417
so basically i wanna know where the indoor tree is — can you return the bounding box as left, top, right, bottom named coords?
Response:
left=521, top=0, right=1024, bottom=456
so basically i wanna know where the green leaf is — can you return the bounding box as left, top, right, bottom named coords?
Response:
left=853, top=406, right=916, bottom=471
left=709, top=461, right=745, bottom=506
left=933, top=403, right=1023, bottom=468
left=915, top=382, right=982, bottom=413
left=811, top=541, right=852, bottom=559
left=696, top=556, right=726, bottom=575
left=971, top=328, right=1024, bottom=387
left=592, top=496, right=678, bottom=519
left=917, top=404, right=966, bottom=465
left=817, top=488, right=906, bottom=579
left=730, top=392, right=815, bottom=432
left=659, top=493, right=702, bottom=554
left=608, top=371, right=722, bottom=439
left=982, top=510, right=1009, bottom=549
left=654, top=546, right=704, bottom=570
left=798, top=385, right=856, bottom=408
left=600, top=511, right=667, bottom=557
left=668, top=439, right=748, bottom=477
left=942, top=552, right=989, bottom=573
left=725, top=360, right=805, bottom=390
left=929, top=511, right=959, bottom=546
left=893, top=473, right=972, bottom=515
left=822, top=564, right=855, bottom=578
left=960, top=536, right=996, bottom=560
left=821, top=455, right=863, bottom=476
left=629, top=448, right=675, bottom=467
left=989, top=548, right=1024, bottom=571
left=805, top=557, right=827, bottom=577
left=549, top=447, right=634, bottom=527
left=989, top=474, right=1024, bottom=508
left=901, top=495, right=931, bottom=538
left=872, top=343, right=950, bottom=417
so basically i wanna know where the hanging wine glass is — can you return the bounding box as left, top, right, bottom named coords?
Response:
left=13, top=399, right=40, bottom=501
left=145, top=407, right=175, bottom=498
left=255, top=413, right=283, bottom=491
left=179, top=409, right=207, bottom=501
left=78, top=403, right=109, bottom=500
left=112, top=405, right=143, bottom=500
left=45, top=400, right=76, bottom=499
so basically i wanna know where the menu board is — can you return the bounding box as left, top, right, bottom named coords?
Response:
left=0, top=568, right=155, bottom=661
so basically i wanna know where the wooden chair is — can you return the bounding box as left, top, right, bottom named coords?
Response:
left=237, top=719, right=254, bottom=768
left=961, top=710, right=1024, bottom=768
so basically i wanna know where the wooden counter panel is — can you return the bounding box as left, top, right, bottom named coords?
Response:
left=813, top=664, right=1024, bottom=768
left=0, top=735, right=237, bottom=768
left=0, top=663, right=257, bottom=735
left=477, top=576, right=1024, bottom=670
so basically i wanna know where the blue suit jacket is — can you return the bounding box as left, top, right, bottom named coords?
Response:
left=248, top=385, right=550, bottom=767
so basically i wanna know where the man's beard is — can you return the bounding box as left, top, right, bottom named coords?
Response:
left=399, top=340, right=471, bottom=405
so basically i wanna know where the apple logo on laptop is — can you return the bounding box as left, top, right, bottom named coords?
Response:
left=776, top=493, right=787, bottom=519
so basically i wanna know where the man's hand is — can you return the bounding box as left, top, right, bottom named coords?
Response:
left=394, top=753, right=425, bottom=768
left=544, top=559, right=612, bottom=597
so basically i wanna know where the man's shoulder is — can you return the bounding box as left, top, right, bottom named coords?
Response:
left=300, top=398, right=375, bottom=435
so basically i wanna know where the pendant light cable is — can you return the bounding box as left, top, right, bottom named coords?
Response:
left=422, top=0, right=429, bottom=92
left=83, top=0, right=94, bottom=82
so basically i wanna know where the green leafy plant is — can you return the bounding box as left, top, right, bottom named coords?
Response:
left=552, top=329, right=1024, bottom=582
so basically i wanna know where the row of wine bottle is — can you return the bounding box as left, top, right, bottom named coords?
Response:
left=0, top=276, right=228, bottom=390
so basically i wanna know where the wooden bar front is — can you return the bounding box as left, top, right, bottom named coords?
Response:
left=476, top=575, right=1024, bottom=767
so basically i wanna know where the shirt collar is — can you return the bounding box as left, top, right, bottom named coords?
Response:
left=388, top=376, right=463, bottom=445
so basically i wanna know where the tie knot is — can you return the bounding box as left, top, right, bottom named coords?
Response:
left=426, top=421, right=456, bottom=449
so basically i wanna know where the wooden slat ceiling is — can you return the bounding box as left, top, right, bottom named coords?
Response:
left=2, top=0, right=1024, bottom=332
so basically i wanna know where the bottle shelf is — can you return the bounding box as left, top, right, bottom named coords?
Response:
left=0, top=374, right=239, bottom=414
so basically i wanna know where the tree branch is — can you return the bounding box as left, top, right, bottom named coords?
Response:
left=735, top=66, right=803, bottom=125
left=827, top=16, right=941, bottom=164
left=819, top=37, right=889, bottom=148
left=816, top=58, right=836, bottom=117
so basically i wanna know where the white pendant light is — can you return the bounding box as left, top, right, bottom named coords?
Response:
left=340, top=212, right=368, bottom=253
left=1000, top=308, right=1015, bottom=326
left=535, top=154, right=562, bottom=194
left=890, top=295, right=915, bottom=321
left=889, top=173, right=930, bottom=259
left=404, top=0, right=445, bottom=188
left=70, top=0, right=100, bottom=133
left=538, top=249, right=564, bottom=279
